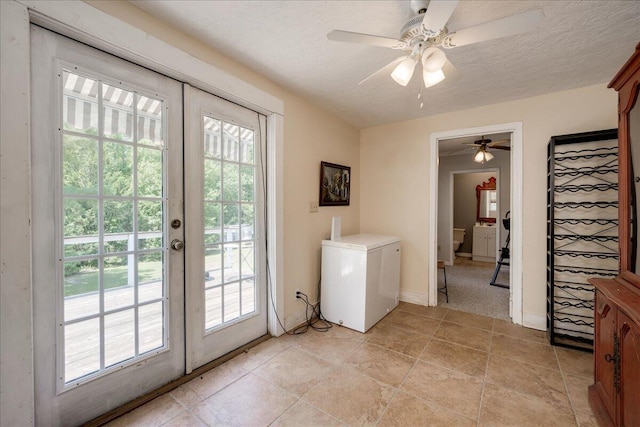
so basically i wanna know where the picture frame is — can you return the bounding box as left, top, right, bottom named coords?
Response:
left=319, top=161, right=350, bottom=206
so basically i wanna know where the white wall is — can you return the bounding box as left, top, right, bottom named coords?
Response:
left=360, top=84, right=617, bottom=326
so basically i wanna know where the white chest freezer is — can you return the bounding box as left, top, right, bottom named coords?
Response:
left=320, top=234, right=400, bottom=333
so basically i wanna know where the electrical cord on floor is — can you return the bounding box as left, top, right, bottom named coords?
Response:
left=290, top=289, right=332, bottom=334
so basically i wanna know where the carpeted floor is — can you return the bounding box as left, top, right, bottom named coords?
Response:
left=437, top=257, right=510, bottom=320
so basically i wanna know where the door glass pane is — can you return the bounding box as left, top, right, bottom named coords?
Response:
left=139, top=302, right=163, bottom=353
left=63, top=135, right=98, bottom=195
left=222, top=123, right=239, bottom=161
left=223, top=282, right=240, bottom=323
left=105, top=309, right=135, bottom=367
left=138, top=147, right=163, bottom=198
left=103, top=255, right=134, bottom=311
left=204, top=159, right=221, bottom=201
left=137, top=95, right=164, bottom=147
left=240, top=166, right=254, bottom=202
left=203, top=115, right=259, bottom=331
left=63, top=71, right=98, bottom=134
left=64, top=198, right=99, bottom=258
left=138, top=201, right=163, bottom=250
left=205, top=246, right=222, bottom=287
left=205, top=287, right=222, bottom=329
left=241, top=278, right=255, bottom=316
left=60, top=70, right=167, bottom=385
left=65, top=318, right=100, bottom=383
left=223, top=163, right=239, bottom=201
left=103, top=200, right=133, bottom=253
left=240, top=128, right=254, bottom=164
left=203, top=117, right=222, bottom=158
left=103, top=142, right=133, bottom=196
left=64, top=259, right=99, bottom=322
left=102, top=83, right=133, bottom=141
left=138, top=252, right=163, bottom=303
left=223, top=204, right=239, bottom=243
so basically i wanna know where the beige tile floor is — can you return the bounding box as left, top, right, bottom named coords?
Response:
left=106, top=302, right=598, bottom=427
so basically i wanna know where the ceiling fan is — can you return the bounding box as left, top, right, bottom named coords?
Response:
left=327, top=0, right=544, bottom=93
left=465, top=136, right=511, bottom=163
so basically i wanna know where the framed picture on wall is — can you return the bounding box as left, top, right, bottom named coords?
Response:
left=319, top=161, right=350, bottom=206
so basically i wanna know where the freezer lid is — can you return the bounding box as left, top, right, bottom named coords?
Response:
left=321, top=233, right=400, bottom=251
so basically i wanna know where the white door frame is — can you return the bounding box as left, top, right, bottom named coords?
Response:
left=1, top=2, right=284, bottom=424
left=18, top=0, right=286, bottom=336
left=429, top=122, right=523, bottom=325
left=447, top=168, right=500, bottom=265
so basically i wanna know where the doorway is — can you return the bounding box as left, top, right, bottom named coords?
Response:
left=428, top=122, right=524, bottom=324
left=30, top=26, right=268, bottom=425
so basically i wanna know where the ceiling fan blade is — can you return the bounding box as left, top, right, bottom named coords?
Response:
left=359, top=56, right=408, bottom=85
left=445, top=9, right=544, bottom=48
left=489, top=146, right=511, bottom=151
left=487, top=139, right=511, bottom=148
left=327, top=30, right=401, bottom=49
left=421, top=0, right=459, bottom=36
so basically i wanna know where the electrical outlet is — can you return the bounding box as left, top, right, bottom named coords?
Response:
left=309, top=201, right=318, bottom=213
left=295, top=288, right=301, bottom=299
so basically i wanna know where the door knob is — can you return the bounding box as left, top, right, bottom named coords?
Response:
left=171, top=239, right=184, bottom=251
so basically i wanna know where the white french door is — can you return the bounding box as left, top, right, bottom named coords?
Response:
left=31, top=26, right=269, bottom=425
left=185, top=86, right=268, bottom=370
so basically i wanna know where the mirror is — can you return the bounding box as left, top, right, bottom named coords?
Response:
left=476, top=177, right=497, bottom=223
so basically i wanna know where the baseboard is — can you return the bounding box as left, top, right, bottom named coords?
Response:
left=284, top=300, right=317, bottom=331
left=522, top=312, right=546, bottom=331
left=399, top=290, right=428, bottom=306
left=456, top=252, right=472, bottom=258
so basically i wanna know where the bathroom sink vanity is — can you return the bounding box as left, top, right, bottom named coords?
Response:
left=472, top=225, right=497, bottom=263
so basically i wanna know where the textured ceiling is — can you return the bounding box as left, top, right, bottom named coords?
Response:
left=131, top=1, right=640, bottom=129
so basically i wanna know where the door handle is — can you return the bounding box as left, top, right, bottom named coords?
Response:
left=171, top=239, right=184, bottom=251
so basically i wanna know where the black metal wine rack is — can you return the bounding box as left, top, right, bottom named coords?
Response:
left=547, top=129, right=618, bottom=351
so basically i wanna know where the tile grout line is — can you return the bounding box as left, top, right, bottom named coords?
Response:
left=553, top=346, right=581, bottom=426
left=476, top=318, right=496, bottom=426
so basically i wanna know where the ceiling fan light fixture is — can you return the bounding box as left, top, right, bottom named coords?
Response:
left=391, top=56, right=418, bottom=86
left=474, top=147, right=494, bottom=163
left=421, top=47, right=446, bottom=72
left=423, top=68, right=445, bottom=88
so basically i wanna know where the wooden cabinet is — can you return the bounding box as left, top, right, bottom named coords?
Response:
left=589, top=280, right=640, bottom=427
left=589, top=42, right=640, bottom=427
left=472, top=225, right=496, bottom=262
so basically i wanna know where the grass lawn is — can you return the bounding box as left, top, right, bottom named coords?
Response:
left=65, top=261, right=162, bottom=297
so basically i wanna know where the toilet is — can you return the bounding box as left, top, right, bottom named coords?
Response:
left=453, top=228, right=466, bottom=253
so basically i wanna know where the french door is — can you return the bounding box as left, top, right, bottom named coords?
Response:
left=185, top=86, right=268, bottom=370
left=31, top=26, right=267, bottom=425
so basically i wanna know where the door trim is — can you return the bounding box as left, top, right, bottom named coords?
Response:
left=429, top=122, right=523, bottom=325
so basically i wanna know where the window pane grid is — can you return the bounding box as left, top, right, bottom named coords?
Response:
left=60, top=70, right=167, bottom=386
left=203, top=116, right=257, bottom=331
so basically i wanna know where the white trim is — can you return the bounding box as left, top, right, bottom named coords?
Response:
left=429, top=122, right=524, bottom=325
left=523, top=312, right=546, bottom=331
left=267, top=114, right=285, bottom=336
left=1, top=2, right=35, bottom=425
left=399, top=290, right=429, bottom=305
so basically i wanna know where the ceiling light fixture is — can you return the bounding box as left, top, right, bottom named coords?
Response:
left=391, top=55, right=418, bottom=86
left=474, top=147, right=494, bottom=163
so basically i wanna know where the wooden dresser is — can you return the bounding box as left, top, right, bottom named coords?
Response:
left=588, top=42, right=640, bottom=427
